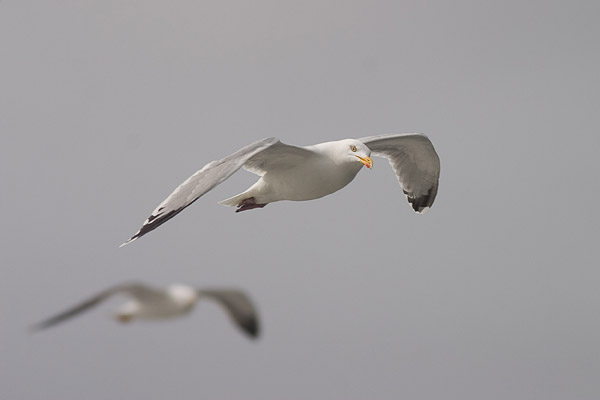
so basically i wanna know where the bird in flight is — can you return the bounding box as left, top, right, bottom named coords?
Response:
left=121, top=133, right=440, bottom=246
left=32, top=282, right=260, bottom=339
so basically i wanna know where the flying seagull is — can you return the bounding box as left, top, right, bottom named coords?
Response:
left=121, top=133, right=440, bottom=246
left=32, top=283, right=260, bottom=339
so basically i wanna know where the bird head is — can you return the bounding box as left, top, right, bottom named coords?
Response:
left=340, top=139, right=373, bottom=169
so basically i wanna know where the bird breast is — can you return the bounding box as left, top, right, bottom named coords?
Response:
left=131, top=299, right=191, bottom=320
left=261, top=158, right=362, bottom=202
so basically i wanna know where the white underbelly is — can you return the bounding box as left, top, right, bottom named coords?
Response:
left=136, top=302, right=189, bottom=320
left=261, top=162, right=360, bottom=202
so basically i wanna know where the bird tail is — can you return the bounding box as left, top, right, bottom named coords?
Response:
left=219, top=180, right=262, bottom=207
left=218, top=192, right=247, bottom=207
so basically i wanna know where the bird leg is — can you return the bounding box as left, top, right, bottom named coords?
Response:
left=236, top=197, right=268, bottom=213
left=116, top=314, right=133, bottom=323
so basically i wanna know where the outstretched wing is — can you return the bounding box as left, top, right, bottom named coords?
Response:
left=198, top=289, right=260, bottom=339
left=242, top=141, right=319, bottom=176
left=120, top=137, right=280, bottom=246
left=359, top=133, right=440, bottom=213
left=30, top=282, right=157, bottom=330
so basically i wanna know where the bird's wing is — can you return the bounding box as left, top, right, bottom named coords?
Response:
left=358, top=133, right=440, bottom=213
left=120, top=137, right=281, bottom=246
left=242, top=141, right=319, bottom=176
left=197, top=289, right=260, bottom=339
left=30, top=282, right=158, bottom=330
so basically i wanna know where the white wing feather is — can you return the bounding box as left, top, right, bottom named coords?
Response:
left=242, top=141, right=318, bottom=176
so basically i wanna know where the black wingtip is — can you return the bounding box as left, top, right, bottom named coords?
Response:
left=121, top=207, right=187, bottom=247
left=242, top=318, right=260, bottom=339
left=405, top=182, right=439, bottom=213
left=29, top=319, right=58, bottom=333
left=119, top=234, right=139, bottom=248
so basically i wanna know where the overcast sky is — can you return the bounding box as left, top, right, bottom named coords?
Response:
left=2, top=1, right=599, bottom=399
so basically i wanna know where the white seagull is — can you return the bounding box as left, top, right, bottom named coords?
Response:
left=121, top=133, right=440, bottom=246
left=32, top=282, right=260, bottom=339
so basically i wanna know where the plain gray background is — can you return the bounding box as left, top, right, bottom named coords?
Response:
left=2, top=1, right=599, bottom=399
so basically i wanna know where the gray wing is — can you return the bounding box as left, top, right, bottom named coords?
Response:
left=198, top=289, right=260, bottom=339
left=31, top=282, right=160, bottom=331
left=242, top=141, right=320, bottom=176
left=358, top=133, right=440, bottom=213
left=120, top=137, right=281, bottom=246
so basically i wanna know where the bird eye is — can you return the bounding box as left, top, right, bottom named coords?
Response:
left=350, top=145, right=357, bottom=152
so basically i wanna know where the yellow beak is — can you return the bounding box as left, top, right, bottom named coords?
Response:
left=356, top=155, right=373, bottom=169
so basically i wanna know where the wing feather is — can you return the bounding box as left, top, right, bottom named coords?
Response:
left=359, top=133, right=440, bottom=213
left=30, top=282, right=157, bottom=330
left=243, top=141, right=318, bottom=176
left=198, top=289, right=260, bottom=339
left=121, top=137, right=280, bottom=246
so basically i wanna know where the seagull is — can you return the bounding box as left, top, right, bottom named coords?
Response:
left=121, top=133, right=440, bottom=246
left=31, top=283, right=260, bottom=339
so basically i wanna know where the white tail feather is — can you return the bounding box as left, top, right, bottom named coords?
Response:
left=218, top=192, right=247, bottom=207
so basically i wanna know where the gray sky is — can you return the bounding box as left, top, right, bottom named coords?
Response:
left=2, top=1, right=599, bottom=399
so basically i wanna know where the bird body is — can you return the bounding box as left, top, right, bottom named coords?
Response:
left=121, top=134, right=440, bottom=246
left=115, top=284, right=196, bottom=321
left=220, top=139, right=368, bottom=206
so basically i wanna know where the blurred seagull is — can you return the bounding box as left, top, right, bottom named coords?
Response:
left=32, top=282, right=260, bottom=339
left=121, top=133, right=440, bottom=246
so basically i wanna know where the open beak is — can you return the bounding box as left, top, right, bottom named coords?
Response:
left=356, top=155, right=373, bottom=169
